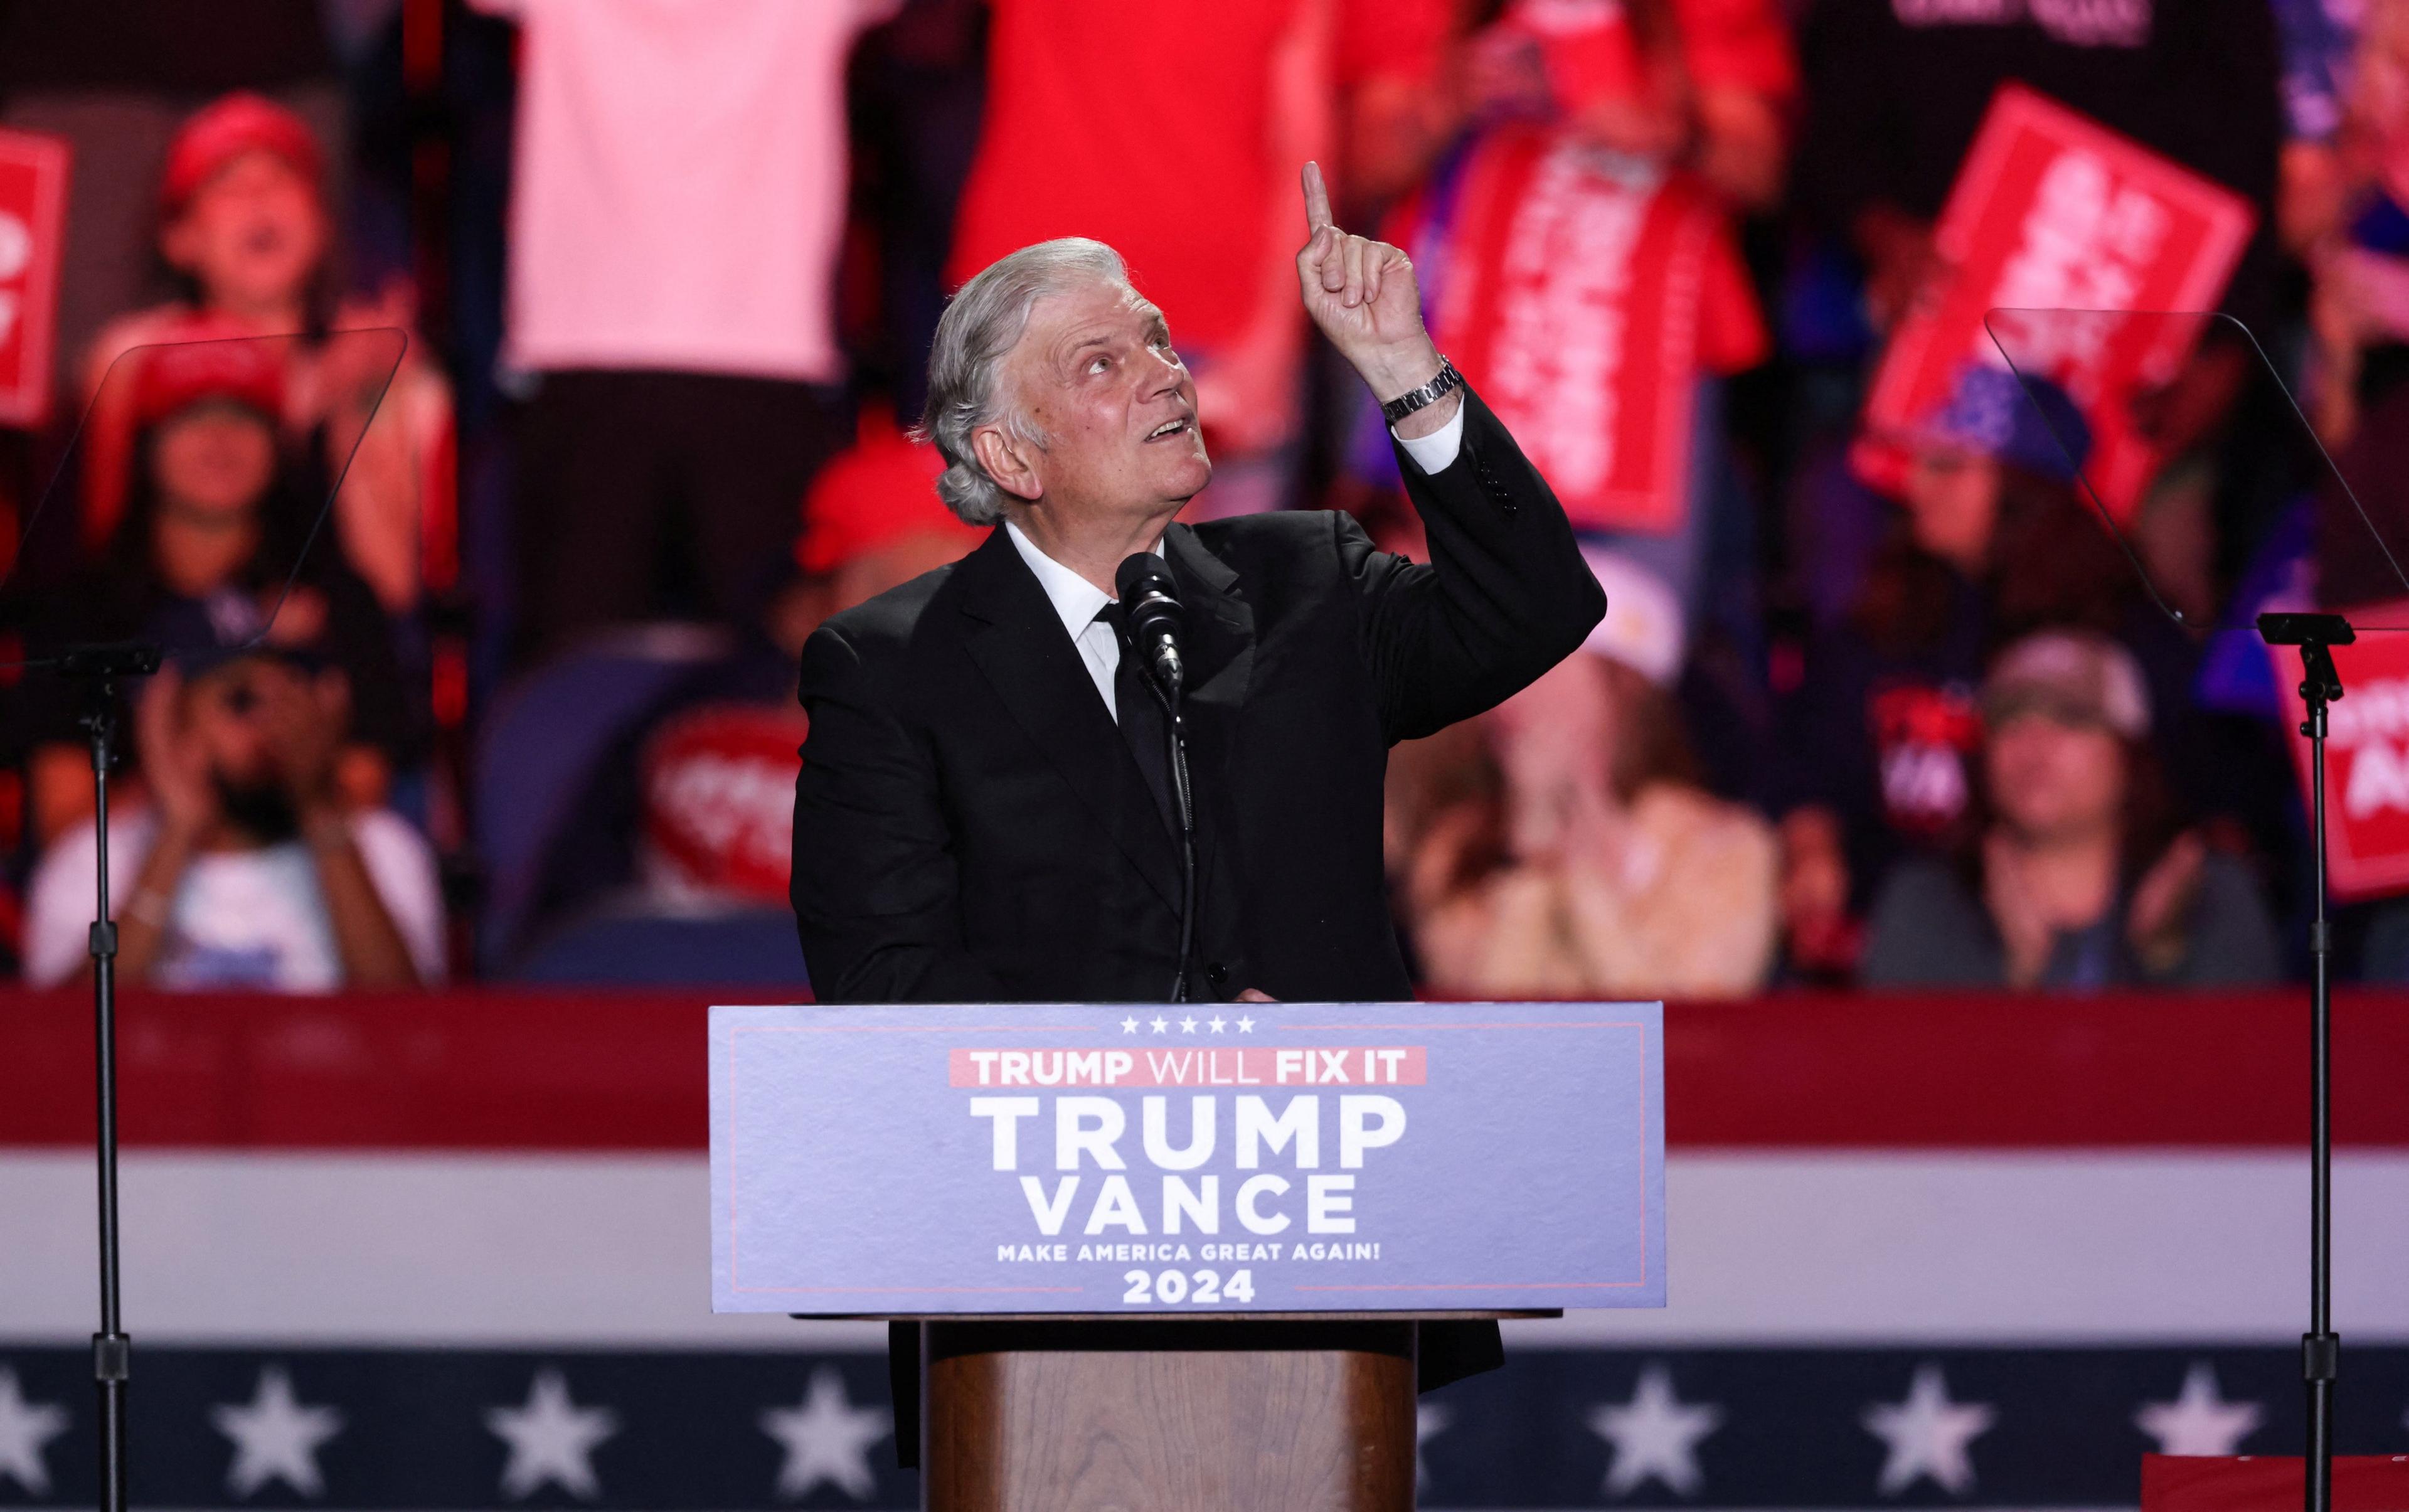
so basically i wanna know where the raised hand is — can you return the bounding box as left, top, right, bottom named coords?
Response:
left=134, top=667, right=218, bottom=841
left=1295, top=161, right=1446, bottom=407
left=259, top=666, right=351, bottom=816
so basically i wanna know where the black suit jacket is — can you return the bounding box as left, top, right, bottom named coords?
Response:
left=792, top=386, right=1606, bottom=1003
left=789, top=388, right=1604, bottom=1462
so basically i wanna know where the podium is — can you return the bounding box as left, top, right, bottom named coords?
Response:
left=711, top=1003, right=1664, bottom=1510
left=911, top=1314, right=1528, bottom=1511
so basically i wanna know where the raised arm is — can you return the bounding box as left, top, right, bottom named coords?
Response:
left=1294, top=161, right=1606, bottom=742
left=790, top=624, right=1009, bottom=1003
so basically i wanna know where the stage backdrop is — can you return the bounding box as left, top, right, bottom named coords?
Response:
left=2, top=988, right=2407, bottom=1510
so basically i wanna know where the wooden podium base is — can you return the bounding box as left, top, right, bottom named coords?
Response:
left=922, top=1319, right=1418, bottom=1512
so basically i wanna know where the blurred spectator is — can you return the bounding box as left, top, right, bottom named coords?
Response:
left=1349, top=0, right=1791, bottom=644
left=474, top=0, right=883, bottom=662
left=0, top=0, right=348, bottom=390
left=20, top=334, right=415, bottom=845
left=947, top=0, right=1458, bottom=519
left=476, top=408, right=973, bottom=973
left=1794, top=0, right=2282, bottom=334
left=768, top=405, right=984, bottom=656
left=21, top=644, right=442, bottom=991
left=2298, top=1, right=2409, bottom=447
left=1465, top=0, right=1796, bottom=211
left=1861, top=631, right=2279, bottom=988
left=846, top=0, right=989, bottom=421
left=2273, top=0, right=2359, bottom=253
left=1770, top=366, right=2185, bottom=976
left=76, top=91, right=454, bottom=614
left=1407, top=556, right=1778, bottom=998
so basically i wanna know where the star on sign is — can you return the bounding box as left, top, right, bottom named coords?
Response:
left=1150, top=1016, right=1168, bottom=1033
left=1179, top=1015, right=1199, bottom=1033
left=761, top=1366, right=890, bottom=1501
left=1236, top=1016, right=1255, bottom=1033
left=1120, top=1016, right=1138, bottom=1034
left=0, top=1368, right=69, bottom=1495
left=1588, top=1363, right=1722, bottom=1496
left=1862, top=1364, right=1994, bottom=1496
left=2136, top=1363, right=2262, bottom=1456
left=1415, top=1402, right=1449, bottom=1493
left=212, top=1365, right=343, bottom=1498
left=487, top=1369, right=618, bottom=1500
left=1208, top=1016, right=1227, bottom=1033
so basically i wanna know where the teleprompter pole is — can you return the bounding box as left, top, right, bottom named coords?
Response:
left=2259, top=612, right=2345, bottom=1512
left=60, top=642, right=161, bottom=1512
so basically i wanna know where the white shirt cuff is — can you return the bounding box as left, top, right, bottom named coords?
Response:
left=1393, top=402, right=1465, bottom=475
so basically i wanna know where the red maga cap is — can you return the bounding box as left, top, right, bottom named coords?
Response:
left=799, top=410, right=982, bottom=575
left=130, top=321, right=287, bottom=429
left=161, top=92, right=324, bottom=218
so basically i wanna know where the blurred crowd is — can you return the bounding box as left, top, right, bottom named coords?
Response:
left=4, top=0, right=2409, bottom=998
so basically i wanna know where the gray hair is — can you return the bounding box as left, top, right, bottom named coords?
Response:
left=917, top=238, right=1130, bottom=525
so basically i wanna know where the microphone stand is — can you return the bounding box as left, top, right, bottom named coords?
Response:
left=55, top=640, right=162, bottom=1512
left=1147, top=671, right=1196, bottom=1004
left=2258, top=611, right=2345, bottom=1512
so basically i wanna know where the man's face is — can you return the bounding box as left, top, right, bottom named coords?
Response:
left=1986, top=711, right=2125, bottom=844
left=994, top=279, right=1210, bottom=519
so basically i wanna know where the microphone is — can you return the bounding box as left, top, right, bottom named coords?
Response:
left=1115, top=553, right=1186, bottom=696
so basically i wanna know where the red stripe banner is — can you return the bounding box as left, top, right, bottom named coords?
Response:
left=3, top=988, right=2406, bottom=1151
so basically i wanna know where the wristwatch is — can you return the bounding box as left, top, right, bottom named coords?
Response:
left=1380, top=356, right=1463, bottom=424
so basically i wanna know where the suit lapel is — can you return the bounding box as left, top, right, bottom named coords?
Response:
left=955, top=530, right=1183, bottom=912
left=1162, top=525, right=1256, bottom=898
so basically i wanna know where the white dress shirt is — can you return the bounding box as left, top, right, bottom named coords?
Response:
left=1003, top=406, right=1467, bottom=723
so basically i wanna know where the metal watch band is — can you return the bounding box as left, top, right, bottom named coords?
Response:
left=1380, top=356, right=1462, bottom=424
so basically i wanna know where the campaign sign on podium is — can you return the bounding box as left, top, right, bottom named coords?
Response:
left=710, top=1002, right=1665, bottom=1314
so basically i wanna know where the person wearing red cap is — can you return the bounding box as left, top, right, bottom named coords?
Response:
left=19, top=335, right=414, bottom=854
left=773, top=409, right=985, bottom=652
left=76, top=92, right=455, bottom=615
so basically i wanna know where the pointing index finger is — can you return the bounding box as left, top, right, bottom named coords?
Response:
left=1301, top=161, right=1334, bottom=235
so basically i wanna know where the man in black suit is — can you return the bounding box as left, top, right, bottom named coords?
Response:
left=792, top=164, right=1604, bottom=1004
left=789, top=164, right=1604, bottom=1449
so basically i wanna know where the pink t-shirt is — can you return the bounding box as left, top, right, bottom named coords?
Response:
left=474, top=0, right=891, bottom=381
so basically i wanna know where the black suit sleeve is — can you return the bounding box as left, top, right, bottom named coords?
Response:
left=789, top=622, right=1006, bottom=1003
left=1344, top=385, right=1608, bottom=744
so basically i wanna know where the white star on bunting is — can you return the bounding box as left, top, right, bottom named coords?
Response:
left=212, top=1365, right=343, bottom=1498
left=2137, top=1363, right=2263, bottom=1456
left=0, top=1368, right=69, bottom=1495
left=1150, top=1016, right=1168, bottom=1033
left=1588, top=1363, right=1722, bottom=1496
left=1208, top=1016, right=1226, bottom=1033
left=760, top=1366, right=890, bottom=1501
left=1236, top=1016, right=1255, bottom=1033
left=1179, top=1016, right=1198, bottom=1033
left=1863, top=1364, right=1994, bottom=1496
left=1415, top=1402, right=1449, bottom=1493
left=1120, top=1016, right=1138, bottom=1034
left=487, top=1368, right=618, bottom=1499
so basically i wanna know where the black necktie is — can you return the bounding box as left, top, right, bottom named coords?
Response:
left=1101, top=606, right=1177, bottom=837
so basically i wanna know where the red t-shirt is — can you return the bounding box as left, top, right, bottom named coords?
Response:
left=948, top=0, right=1450, bottom=351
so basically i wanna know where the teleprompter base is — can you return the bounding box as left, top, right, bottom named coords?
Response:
left=922, top=1319, right=1418, bottom=1512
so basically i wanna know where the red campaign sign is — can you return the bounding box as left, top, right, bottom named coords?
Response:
left=1853, top=84, right=2254, bottom=518
left=1435, top=127, right=1748, bottom=535
left=640, top=703, right=808, bottom=904
left=0, top=129, right=69, bottom=429
left=2275, top=601, right=2409, bottom=900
